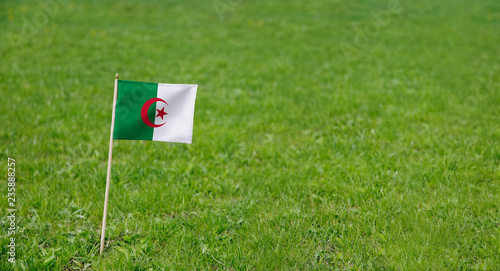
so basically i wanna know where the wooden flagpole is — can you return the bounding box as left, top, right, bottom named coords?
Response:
left=100, top=73, right=119, bottom=254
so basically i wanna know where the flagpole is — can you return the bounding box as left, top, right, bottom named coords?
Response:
left=100, top=73, right=119, bottom=254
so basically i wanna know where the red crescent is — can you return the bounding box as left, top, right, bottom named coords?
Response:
left=141, top=98, right=168, bottom=128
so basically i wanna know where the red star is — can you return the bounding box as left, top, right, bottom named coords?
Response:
left=156, top=107, right=167, bottom=120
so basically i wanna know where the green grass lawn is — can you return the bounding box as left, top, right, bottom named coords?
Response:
left=1, top=0, right=499, bottom=269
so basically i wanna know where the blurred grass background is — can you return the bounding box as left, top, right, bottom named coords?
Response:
left=0, top=0, right=499, bottom=269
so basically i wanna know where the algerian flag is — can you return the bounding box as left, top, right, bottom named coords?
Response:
left=112, top=80, right=197, bottom=144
